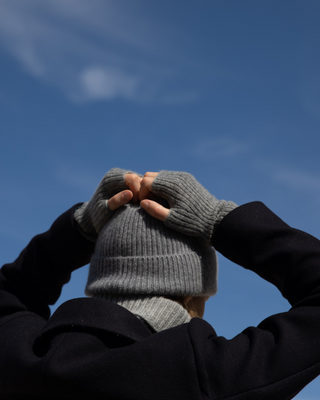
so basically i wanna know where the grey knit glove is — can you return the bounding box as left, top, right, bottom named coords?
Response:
left=152, top=171, right=237, bottom=244
left=74, top=168, right=137, bottom=240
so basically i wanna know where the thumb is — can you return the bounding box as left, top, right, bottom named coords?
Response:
left=108, top=190, right=133, bottom=211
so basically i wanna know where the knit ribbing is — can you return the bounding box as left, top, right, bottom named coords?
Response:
left=151, top=171, right=237, bottom=244
left=97, top=294, right=191, bottom=332
left=74, top=168, right=137, bottom=237
left=86, top=204, right=218, bottom=298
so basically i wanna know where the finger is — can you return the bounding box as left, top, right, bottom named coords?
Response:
left=108, top=190, right=133, bottom=211
left=125, top=174, right=142, bottom=204
left=139, top=172, right=159, bottom=201
left=139, top=176, right=155, bottom=201
left=144, top=171, right=159, bottom=178
left=140, top=199, right=169, bottom=221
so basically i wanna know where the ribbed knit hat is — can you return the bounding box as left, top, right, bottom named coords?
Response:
left=86, top=203, right=218, bottom=297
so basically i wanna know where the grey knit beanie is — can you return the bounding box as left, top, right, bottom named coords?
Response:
left=86, top=203, right=218, bottom=298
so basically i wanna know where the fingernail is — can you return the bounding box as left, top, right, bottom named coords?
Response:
left=142, top=200, right=149, bottom=210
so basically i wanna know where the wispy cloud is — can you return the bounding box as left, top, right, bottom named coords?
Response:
left=0, top=0, right=198, bottom=103
left=300, top=76, right=320, bottom=121
left=274, top=168, right=320, bottom=194
left=190, top=136, right=249, bottom=161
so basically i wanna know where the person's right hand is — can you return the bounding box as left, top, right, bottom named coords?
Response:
left=74, top=168, right=142, bottom=240
left=108, top=172, right=142, bottom=210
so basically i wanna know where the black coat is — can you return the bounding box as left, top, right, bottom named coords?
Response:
left=1, top=202, right=320, bottom=399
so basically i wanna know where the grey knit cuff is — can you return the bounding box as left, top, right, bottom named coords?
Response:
left=152, top=171, right=237, bottom=243
left=96, top=294, right=191, bottom=332
left=74, top=202, right=97, bottom=242
left=212, top=200, right=238, bottom=229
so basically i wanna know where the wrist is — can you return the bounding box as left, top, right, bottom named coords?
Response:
left=74, top=202, right=98, bottom=241
left=152, top=171, right=237, bottom=243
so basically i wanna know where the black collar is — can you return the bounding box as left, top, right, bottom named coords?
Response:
left=34, top=297, right=153, bottom=349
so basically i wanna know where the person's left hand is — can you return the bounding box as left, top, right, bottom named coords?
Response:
left=139, top=172, right=170, bottom=221
left=124, top=173, right=142, bottom=204
left=140, top=170, right=237, bottom=243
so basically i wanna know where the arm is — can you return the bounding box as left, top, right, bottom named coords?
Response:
left=0, top=204, right=95, bottom=320
left=0, top=168, right=142, bottom=320
left=194, top=201, right=320, bottom=399
left=140, top=171, right=320, bottom=304
left=140, top=171, right=320, bottom=398
left=212, top=201, right=320, bottom=304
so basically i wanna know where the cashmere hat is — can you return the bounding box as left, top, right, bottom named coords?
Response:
left=86, top=203, right=218, bottom=298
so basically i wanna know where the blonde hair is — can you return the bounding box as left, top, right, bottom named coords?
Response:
left=166, top=296, right=203, bottom=319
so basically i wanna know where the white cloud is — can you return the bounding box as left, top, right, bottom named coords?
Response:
left=0, top=0, right=196, bottom=103
left=78, top=67, right=140, bottom=101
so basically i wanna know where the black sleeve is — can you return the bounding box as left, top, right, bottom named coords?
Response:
left=0, top=204, right=95, bottom=320
left=212, top=201, right=320, bottom=306
left=190, top=201, right=320, bottom=399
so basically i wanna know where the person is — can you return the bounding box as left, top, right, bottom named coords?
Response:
left=1, top=167, right=320, bottom=400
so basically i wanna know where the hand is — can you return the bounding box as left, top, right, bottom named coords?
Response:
left=140, top=170, right=237, bottom=243
left=74, top=168, right=142, bottom=240
left=140, top=172, right=170, bottom=221
left=124, top=173, right=142, bottom=204
left=108, top=173, right=142, bottom=210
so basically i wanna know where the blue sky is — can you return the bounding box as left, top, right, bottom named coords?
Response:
left=1, top=1, right=320, bottom=398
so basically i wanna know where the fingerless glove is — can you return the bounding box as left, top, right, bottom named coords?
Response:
left=152, top=171, right=237, bottom=244
left=74, top=168, right=133, bottom=240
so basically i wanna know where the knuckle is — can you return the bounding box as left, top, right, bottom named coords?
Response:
left=132, top=175, right=141, bottom=184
